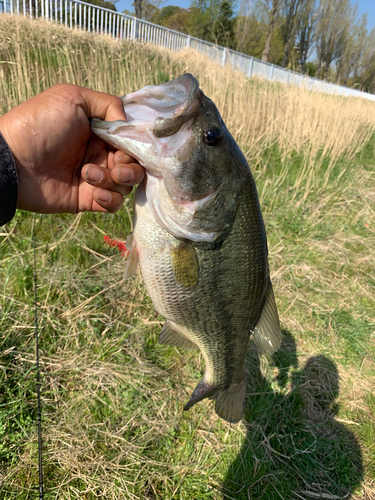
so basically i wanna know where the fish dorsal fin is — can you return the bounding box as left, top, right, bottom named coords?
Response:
left=170, top=240, right=199, bottom=288
left=252, top=281, right=282, bottom=355
left=159, top=320, right=198, bottom=350
left=123, top=233, right=139, bottom=281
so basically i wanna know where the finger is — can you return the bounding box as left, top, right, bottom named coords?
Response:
left=82, top=163, right=133, bottom=196
left=109, top=151, right=144, bottom=185
left=94, top=188, right=124, bottom=213
left=112, top=150, right=138, bottom=166
left=110, top=150, right=145, bottom=185
left=77, top=87, right=126, bottom=122
left=111, top=162, right=145, bottom=186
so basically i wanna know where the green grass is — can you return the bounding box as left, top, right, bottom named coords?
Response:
left=1, top=13, right=375, bottom=500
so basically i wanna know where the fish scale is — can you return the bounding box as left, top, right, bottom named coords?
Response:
left=91, top=73, right=282, bottom=423
left=132, top=177, right=268, bottom=418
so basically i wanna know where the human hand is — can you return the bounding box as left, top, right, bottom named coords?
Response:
left=0, top=84, right=144, bottom=214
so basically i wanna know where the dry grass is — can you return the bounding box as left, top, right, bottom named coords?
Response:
left=1, top=15, right=375, bottom=185
left=0, top=13, right=375, bottom=500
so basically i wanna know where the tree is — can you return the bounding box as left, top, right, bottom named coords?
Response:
left=162, top=8, right=191, bottom=32
left=141, top=2, right=159, bottom=22
left=315, top=0, right=352, bottom=79
left=295, top=0, right=317, bottom=73
left=134, top=0, right=142, bottom=18
left=184, top=0, right=233, bottom=42
left=359, top=27, right=375, bottom=92
left=153, top=5, right=181, bottom=24
left=235, top=1, right=284, bottom=63
left=212, top=1, right=236, bottom=48
left=85, top=0, right=117, bottom=10
left=260, top=0, right=282, bottom=62
left=236, top=15, right=267, bottom=57
left=184, top=6, right=214, bottom=39
left=235, top=0, right=255, bottom=53
left=335, top=12, right=368, bottom=86
left=281, top=0, right=303, bottom=68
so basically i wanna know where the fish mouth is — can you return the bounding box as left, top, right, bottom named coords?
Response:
left=121, top=73, right=202, bottom=138
left=91, top=73, right=202, bottom=175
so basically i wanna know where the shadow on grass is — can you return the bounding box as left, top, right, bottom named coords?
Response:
left=223, top=330, right=363, bottom=500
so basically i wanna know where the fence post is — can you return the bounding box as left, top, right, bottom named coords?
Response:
left=270, top=64, right=274, bottom=80
left=221, top=48, right=227, bottom=67
left=247, top=57, right=253, bottom=78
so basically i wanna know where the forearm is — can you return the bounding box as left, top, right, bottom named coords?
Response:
left=0, top=133, right=18, bottom=226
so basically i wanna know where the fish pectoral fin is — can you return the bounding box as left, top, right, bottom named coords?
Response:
left=123, top=233, right=139, bottom=281
left=159, top=321, right=198, bottom=350
left=252, top=280, right=282, bottom=355
left=170, top=240, right=199, bottom=288
left=184, top=378, right=246, bottom=424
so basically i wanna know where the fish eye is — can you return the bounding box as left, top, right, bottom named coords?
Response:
left=203, top=128, right=221, bottom=147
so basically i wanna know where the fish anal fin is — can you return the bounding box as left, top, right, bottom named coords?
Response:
left=184, top=379, right=218, bottom=411
left=252, top=280, right=282, bottom=356
left=159, top=320, right=198, bottom=350
left=123, top=233, right=139, bottom=281
left=126, top=233, right=133, bottom=250
left=184, top=378, right=246, bottom=424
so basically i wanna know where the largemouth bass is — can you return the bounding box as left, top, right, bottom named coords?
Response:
left=92, top=74, right=281, bottom=423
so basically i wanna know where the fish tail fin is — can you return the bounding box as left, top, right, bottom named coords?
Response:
left=214, top=379, right=246, bottom=423
left=184, top=378, right=246, bottom=424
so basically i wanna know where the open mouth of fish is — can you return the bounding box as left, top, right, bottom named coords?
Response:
left=92, top=74, right=202, bottom=184
left=122, top=73, right=201, bottom=138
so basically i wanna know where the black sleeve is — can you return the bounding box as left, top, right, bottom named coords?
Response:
left=0, top=133, right=18, bottom=226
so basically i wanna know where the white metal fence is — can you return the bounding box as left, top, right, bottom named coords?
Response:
left=1, top=0, right=375, bottom=102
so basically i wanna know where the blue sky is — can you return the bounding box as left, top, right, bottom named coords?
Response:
left=117, top=0, right=190, bottom=13
left=116, top=0, right=375, bottom=31
left=357, top=0, right=375, bottom=30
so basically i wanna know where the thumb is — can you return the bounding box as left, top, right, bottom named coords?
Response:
left=75, top=86, right=127, bottom=122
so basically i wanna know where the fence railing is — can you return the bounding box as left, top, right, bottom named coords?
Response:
left=1, top=0, right=375, bottom=102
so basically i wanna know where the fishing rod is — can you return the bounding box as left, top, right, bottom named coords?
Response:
left=32, top=215, right=44, bottom=500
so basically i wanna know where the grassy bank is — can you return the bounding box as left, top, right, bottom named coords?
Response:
left=0, top=14, right=374, bottom=500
